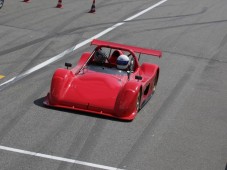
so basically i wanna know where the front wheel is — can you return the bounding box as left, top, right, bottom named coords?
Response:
left=0, top=0, right=4, bottom=9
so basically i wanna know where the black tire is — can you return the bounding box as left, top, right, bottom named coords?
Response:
left=152, top=73, right=158, bottom=93
left=0, top=0, right=4, bottom=9
left=136, top=91, right=141, bottom=112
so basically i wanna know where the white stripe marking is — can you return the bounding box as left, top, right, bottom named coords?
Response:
left=124, top=0, right=168, bottom=21
left=0, top=145, right=124, bottom=170
left=0, top=0, right=167, bottom=89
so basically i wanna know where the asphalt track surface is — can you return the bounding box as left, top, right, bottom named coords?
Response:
left=0, top=0, right=227, bottom=169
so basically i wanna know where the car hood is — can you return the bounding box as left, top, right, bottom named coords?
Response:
left=64, top=71, right=127, bottom=111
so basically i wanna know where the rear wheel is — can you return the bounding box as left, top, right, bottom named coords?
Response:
left=136, top=91, right=141, bottom=112
left=0, top=0, right=4, bottom=9
left=152, top=73, right=158, bottom=93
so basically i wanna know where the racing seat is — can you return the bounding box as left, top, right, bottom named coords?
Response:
left=109, top=50, right=123, bottom=65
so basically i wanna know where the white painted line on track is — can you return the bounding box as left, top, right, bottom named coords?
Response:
left=0, top=0, right=168, bottom=90
left=0, top=145, right=124, bottom=170
left=124, top=0, right=168, bottom=21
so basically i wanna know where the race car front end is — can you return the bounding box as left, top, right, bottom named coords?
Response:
left=43, top=68, right=140, bottom=120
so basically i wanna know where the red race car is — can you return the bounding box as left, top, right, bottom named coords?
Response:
left=43, top=39, right=162, bottom=120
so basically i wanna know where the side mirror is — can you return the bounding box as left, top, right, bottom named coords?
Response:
left=65, top=62, right=72, bottom=69
left=135, top=75, right=142, bottom=81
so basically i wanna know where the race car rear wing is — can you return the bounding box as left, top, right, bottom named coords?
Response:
left=91, top=39, right=162, bottom=58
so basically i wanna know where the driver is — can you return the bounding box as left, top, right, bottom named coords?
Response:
left=116, top=54, right=130, bottom=70
left=93, top=49, right=107, bottom=65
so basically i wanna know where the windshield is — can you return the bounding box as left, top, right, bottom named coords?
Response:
left=86, top=65, right=128, bottom=76
left=86, top=46, right=135, bottom=75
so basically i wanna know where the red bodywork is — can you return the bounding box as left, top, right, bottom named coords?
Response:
left=44, top=39, right=162, bottom=120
